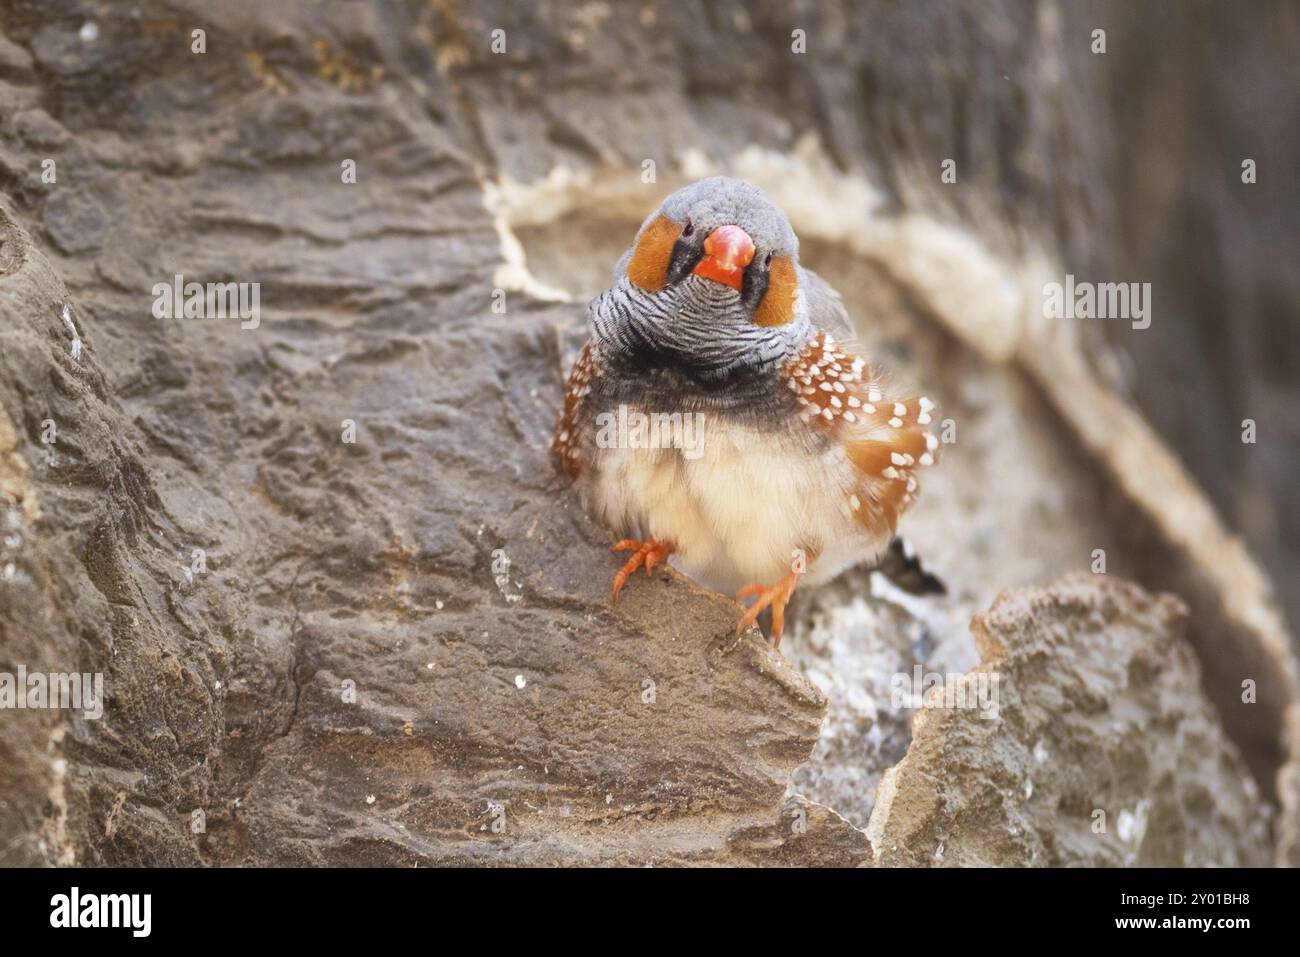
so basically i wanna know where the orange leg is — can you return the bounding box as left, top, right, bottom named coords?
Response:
left=610, top=539, right=675, bottom=605
left=734, top=570, right=802, bottom=647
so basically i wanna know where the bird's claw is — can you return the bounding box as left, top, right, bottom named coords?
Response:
left=610, top=539, right=674, bottom=605
left=734, top=571, right=801, bottom=647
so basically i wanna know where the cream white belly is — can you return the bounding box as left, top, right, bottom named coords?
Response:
left=586, top=419, right=887, bottom=595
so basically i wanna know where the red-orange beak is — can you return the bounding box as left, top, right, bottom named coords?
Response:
left=691, top=224, right=755, bottom=291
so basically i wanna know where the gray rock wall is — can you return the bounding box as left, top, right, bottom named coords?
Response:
left=0, top=0, right=1295, bottom=866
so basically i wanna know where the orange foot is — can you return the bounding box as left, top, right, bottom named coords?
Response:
left=735, top=571, right=802, bottom=647
left=610, top=539, right=675, bottom=605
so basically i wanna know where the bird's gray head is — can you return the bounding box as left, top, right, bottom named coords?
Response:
left=592, top=177, right=814, bottom=382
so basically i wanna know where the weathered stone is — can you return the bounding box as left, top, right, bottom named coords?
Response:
left=866, top=576, right=1272, bottom=867
left=0, top=0, right=1295, bottom=869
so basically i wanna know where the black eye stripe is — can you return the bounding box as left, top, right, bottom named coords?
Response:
left=665, top=233, right=704, bottom=285
left=740, top=258, right=770, bottom=310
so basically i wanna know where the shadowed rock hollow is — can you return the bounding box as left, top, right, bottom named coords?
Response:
left=0, top=0, right=1296, bottom=867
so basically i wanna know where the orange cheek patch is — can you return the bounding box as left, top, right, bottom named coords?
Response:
left=626, top=215, right=682, bottom=292
left=754, top=256, right=798, bottom=326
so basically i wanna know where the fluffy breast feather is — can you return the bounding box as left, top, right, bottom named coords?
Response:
left=552, top=330, right=938, bottom=593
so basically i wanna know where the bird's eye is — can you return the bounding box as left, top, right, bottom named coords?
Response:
left=764, top=251, right=774, bottom=269
left=682, top=220, right=694, bottom=238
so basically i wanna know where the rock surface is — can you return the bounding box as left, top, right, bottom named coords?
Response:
left=868, top=576, right=1271, bottom=867
left=0, top=0, right=1296, bottom=867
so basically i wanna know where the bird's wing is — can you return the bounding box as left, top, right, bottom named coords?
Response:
left=783, top=331, right=939, bottom=536
left=799, top=266, right=856, bottom=340
left=552, top=338, right=599, bottom=479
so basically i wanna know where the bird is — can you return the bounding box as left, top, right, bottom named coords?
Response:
left=552, top=177, right=938, bottom=646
